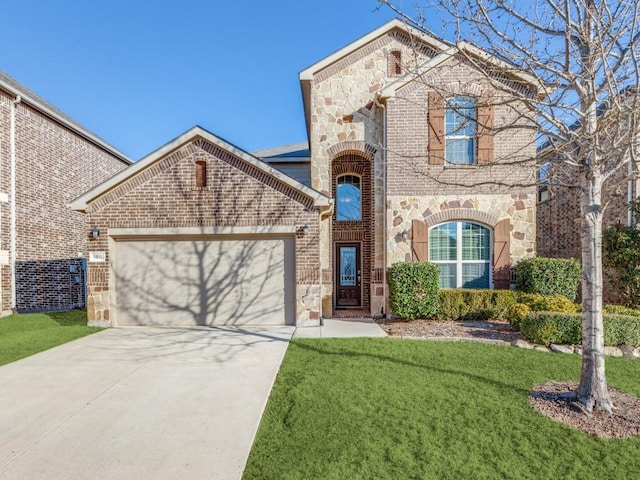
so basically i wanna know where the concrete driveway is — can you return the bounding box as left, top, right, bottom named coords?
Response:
left=0, top=326, right=293, bottom=480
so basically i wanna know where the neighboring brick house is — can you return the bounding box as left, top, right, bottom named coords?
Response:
left=0, top=72, right=131, bottom=314
left=73, top=19, right=540, bottom=327
left=536, top=126, right=638, bottom=303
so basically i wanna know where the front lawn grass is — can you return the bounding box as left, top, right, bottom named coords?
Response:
left=244, top=339, right=640, bottom=480
left=0, top=310, right=99, bottom=366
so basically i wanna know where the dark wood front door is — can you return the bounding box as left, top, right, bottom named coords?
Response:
left=335, top=243, right=361, bottom=307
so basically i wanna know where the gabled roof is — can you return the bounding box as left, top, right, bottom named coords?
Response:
left=378, top=42, right=545, bottom=100
left=0, top=72, right=132, bottom=164
left=299, top=19, right=547, bottom=137
left=299, top=18, right=450, bottom=137
left=69, top=126, right=330, bottom=212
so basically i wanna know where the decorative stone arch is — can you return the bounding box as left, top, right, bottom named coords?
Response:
left=327, top=141, right=376, bottom=161
left=424, top=208, right=499, bottom=228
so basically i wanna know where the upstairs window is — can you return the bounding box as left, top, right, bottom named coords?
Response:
left=445, top=96, right=476, bottom=165
left=389, top=50, right=402, bottom=76
left=336, top=175, right=361, bottom=221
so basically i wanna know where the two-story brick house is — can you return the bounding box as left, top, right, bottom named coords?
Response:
left=0, top=72, right=131, bottom=314
left=74, top=19, right=540, bottom=327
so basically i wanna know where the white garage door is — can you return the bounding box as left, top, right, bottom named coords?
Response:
left=112, top=235, right=295, bottom=326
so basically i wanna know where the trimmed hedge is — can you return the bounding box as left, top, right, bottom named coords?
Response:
left=437, top=289, right=516, bottom=321
left=387, top=262, right=440, bottom=320
left=515, top=257, right=582, bottom=301
left=519, top=312, right=640, bottom=347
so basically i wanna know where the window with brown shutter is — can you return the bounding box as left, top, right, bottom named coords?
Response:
left=411, top=219, right=429, bottom=261
left=477, top=96, right=494, bottom=164
left=492, top=219, right=511, bottom=289
left=195, top=161, right=207, bottom=188
left=428, top=92, right=445, bottom=165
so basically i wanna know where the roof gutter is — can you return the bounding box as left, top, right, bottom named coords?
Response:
left=0, top=81, right=132, bottom=165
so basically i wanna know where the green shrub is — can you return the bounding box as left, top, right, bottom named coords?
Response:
left=515, top=257, right=582, bottom=301
left=605, top=315, right=640, bottom=346
left=530, top=293, right=578, bottom=313
left=603, top=220, right=640, bottom=308
left=387, top=262, right=440, bottom=320
left=520, top=312, right=582, bottom=345
left=603, top=304, right=640, bottom=317
left=506, top=303, right=530, bottom=331
left=437, top=289, right=516, bottom=321
left=520, top=312, right=640, bottom=347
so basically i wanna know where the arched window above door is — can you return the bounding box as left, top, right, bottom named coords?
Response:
left=336, top=175, right=361, bottom=221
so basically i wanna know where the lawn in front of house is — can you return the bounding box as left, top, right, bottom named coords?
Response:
left=0, top=310, right=99, bottom=366
left=244, top=338, right=640, bottom=480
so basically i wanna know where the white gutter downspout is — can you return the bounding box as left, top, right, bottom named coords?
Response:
left=10, top=95, right=21, bottom=311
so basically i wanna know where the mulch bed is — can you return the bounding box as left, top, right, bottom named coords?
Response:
left=376, top=318, right=640, bottom=438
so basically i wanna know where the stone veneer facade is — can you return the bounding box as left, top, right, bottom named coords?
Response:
left=309, top=30, right=435, bottom=315
left=84, top=136, right=322, bottom=326
left=306, top=26, right=537, bottom=316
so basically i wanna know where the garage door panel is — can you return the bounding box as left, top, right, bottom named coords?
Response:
left=113, top=236, right=294, bottom=326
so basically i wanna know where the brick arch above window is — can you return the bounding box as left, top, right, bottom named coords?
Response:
left=424, top=208, right=499, bottom=228
left=327, top=141, right=376, bottom=160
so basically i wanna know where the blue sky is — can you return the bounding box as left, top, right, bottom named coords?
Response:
left=0, top=1, right=410, bottom=160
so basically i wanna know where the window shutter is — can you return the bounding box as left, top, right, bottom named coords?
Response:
left=493, top=219, right=511, bottom=289
left=428, top=92, right=445, bottom=165
left=411, top=219, right=429, bottom=261
left=477, top=96, right=494, bottom=164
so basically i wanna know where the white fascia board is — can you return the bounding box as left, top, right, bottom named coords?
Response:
left=299, top=18, right=449, bottom=81
left=69, top=126, right=330, bottom=212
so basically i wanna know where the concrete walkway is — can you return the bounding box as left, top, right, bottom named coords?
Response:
left=294, top=317, right=387, bottom=339
left=0, top=326, right=293, bottom=480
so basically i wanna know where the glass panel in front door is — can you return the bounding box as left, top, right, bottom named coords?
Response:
left=340, top=247, right=357, bottom=286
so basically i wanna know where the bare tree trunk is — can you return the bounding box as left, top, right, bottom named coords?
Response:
left=576, top=172, right=613, bottom=413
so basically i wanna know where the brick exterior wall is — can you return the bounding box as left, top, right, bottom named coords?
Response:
left=384, top=58, right=537, bottom=275
left=537, top=165, right=634, bottom=302
left=0, top=89, right=128, bottom=313
left=85, top=137, right=321, bottom=325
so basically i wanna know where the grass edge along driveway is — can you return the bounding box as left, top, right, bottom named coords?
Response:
left=0, top=310, right=99, bottom=366
left=245, top=338, right=640, bottom=480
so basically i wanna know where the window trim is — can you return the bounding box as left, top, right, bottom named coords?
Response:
left=445, top=96, right=477, bottom=166
left=428, top=221, right=493, bottom=289
left=336, top=174, right=362, bottom=222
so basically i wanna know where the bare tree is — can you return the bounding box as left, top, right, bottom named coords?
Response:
left=380, top=0, right=640, bottom=413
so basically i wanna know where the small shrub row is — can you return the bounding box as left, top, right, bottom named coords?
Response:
left=507, top=293, right=578, bottom=330
left=437, top=289, right=516, bottom=321
left=519, top=312, right=640, bottom=347
left=516, top=257, right=582, bottom=301
left=387, top=262, right=439, bottom=320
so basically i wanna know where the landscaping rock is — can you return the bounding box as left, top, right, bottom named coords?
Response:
left=534, top=345, right=550, bottom=352
left=550, top=344, right=574, bottom=354
left=604, top=346, right=624, bottom=357
left=511, top=339, right=534, bottom=349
